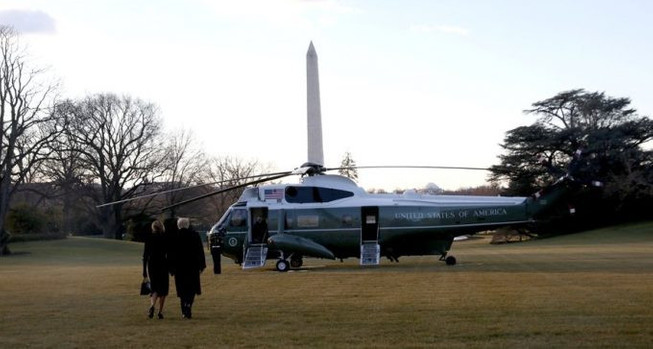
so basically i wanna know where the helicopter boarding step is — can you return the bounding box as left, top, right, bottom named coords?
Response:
left=360, top=241, right=380, bottom=266
left=243, top=244, right=268, bottom=270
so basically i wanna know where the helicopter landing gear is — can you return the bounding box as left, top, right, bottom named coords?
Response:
left=445, top=256, right=457, bottom=266
left=290, top=256, right=303, bottom=268
left=440, top=253, right=457, bottom=266
left=276, top=255, right=302, bottom=271
left=275, top=259, right=290, bottom=272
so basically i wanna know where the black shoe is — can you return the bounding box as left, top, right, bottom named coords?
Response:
left=148, top=306, right=154, bottom=319
left=158, top=312, right=164, bottom=319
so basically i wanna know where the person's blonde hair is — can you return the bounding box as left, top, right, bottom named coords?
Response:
left=177, top=217, right=190, bottom=229
left=151, top=220, right=165, bottom=234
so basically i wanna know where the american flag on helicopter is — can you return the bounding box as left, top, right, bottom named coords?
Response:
left=264, top=188, right=284, bottom=200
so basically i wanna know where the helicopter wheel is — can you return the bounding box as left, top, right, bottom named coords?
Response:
left=445, top=256, right=457, bottom=266
left=290, top=256, right=303, bottom=268
left=276, top=259, right=290, bottom=272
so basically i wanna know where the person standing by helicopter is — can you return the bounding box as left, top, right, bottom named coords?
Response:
left=171, top=217, right=206, bottom=319
left=209, top=230, right=222, bottom=274
left=142, top=220, right=169, bottom=319
left=251, top=215, right=268, bottom=244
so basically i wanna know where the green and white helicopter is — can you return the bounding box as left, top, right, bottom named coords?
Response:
left=202, top=164, right=578, bottom=272
left=167, top=42, right=596, bottom=273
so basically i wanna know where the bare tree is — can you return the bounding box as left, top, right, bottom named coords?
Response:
left=67, top=93, right=163, bottom=239
left=0, top=26, right=61, bottom=254
left=40, top=100, right=89, bottom=235
left=203, top=156, right=272, bottom=224
left=157, top=128, right=209, bottom=217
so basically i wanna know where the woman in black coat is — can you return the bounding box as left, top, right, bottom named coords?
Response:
left=142, top=220, right=169, bottom=319
left=172, top=217, right=206, bottom=319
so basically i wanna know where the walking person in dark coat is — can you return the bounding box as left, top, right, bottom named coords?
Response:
left=172, top=217, right=206, bottom=319
left=142, top=220, right=169, bottom=319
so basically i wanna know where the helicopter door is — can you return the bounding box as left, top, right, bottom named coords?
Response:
left=360, top=206, right=380, bottom=266
left=242, top=207, right=269, bottom=270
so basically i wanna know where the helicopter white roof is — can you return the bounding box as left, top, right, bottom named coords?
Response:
left=300, top=174, right=366, bottom=194
left=242, top=174, right=526, bottom=208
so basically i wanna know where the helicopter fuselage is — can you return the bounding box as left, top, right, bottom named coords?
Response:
left=206, top=174, right=559, bottom=271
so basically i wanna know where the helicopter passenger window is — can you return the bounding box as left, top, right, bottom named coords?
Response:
left=297, top=215, right=319, bottom=228
left=285, top=186, right=353, bottom=203
left=285, top=216, right=294, bottom=229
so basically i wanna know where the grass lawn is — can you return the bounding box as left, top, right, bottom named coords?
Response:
left=1, top=222, right=653, bottom=348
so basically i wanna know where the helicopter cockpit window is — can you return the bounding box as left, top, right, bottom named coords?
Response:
left=229, top=209, right=247, bottom=227
left=215, top=209, right=231, bottom=232
left=285, top=186, right=354, bottom=203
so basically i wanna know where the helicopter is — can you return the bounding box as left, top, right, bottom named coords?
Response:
left=203, top=165, right=579, bottom=272
left=163, top=42, right=594, bottom=273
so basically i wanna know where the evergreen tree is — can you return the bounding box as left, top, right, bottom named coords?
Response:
left=339, top=152, right=359, bottom=182
left=490, top=89, right=653, bottom=222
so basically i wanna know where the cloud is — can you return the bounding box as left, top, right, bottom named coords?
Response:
left=0, top=10, right=56, bottom=34
left=410, top=24, right=469, bottom=36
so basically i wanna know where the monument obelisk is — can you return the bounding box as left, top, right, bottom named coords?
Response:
left=306, top=41, right=324, bottom=166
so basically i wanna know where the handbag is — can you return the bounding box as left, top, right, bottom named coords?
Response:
left=140, top=279, right=151, bottom=296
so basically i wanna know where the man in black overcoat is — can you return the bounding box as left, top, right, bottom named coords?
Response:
left=172, top=217, right=206, bottom=319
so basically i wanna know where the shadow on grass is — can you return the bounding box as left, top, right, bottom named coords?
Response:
left=0, top=251, right=31, bottom=257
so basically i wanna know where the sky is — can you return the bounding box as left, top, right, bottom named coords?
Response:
left=1, top=0, right=651, bottom=191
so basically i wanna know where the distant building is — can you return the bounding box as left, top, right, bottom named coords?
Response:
left=423, top=182, right=443, bottom=195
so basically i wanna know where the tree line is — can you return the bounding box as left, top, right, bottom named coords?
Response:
left=0, top=26, right=267, bottom=254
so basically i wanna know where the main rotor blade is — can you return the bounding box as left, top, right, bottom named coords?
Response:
left=325, top=165, right=490, bottom=172
left=95, top=170, right=294, bottom=208
left=160, top=172, right=292, bottom=212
